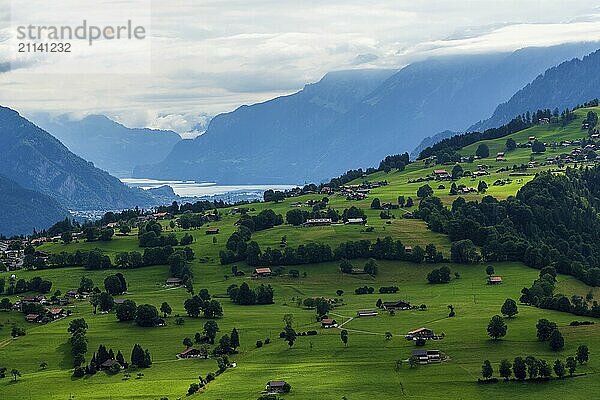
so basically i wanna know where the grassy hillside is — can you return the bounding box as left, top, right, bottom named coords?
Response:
left=1, top=107, right=599, bottom=399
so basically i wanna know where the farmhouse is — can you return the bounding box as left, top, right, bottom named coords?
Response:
left=320, top=318, right=338, bottom=328
left=151, top=212, right=170, bottom=220
left=165, top=277, right=183, bottom=286
left=433, top=170, right=450, bottom=180
left=266, top=381, right=288, bottom=393
left=381, top=301, right=411, bottom=311
left=205, top=228, right=220, bottom=235
left=411, top=349, right=441, bottom=364
left=346, top=218, right=365, bottom=225
left=304, top=218, right=332, bottom=226
left=178, top=347, right=207, bottom=359
left=253, top=267, right=272, bottom=277
left=47, top=308, right=66, bottom=320
left=487, top=276, right=503, bottom=285
left=100, top=359, right=122, bottom=370
left=356, top=309, right=378, bottom=317
left=405, top=327, right=435, bottom=340
left=23, top=294, right=47, bottom=304
left=460, top=187, right=478, bottom=194
left=25, top=313, right=41, bottom=323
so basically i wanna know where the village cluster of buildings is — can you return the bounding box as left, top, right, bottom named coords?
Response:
left=0, top=241, right=23, bottom=270
left=336, top=181, right=388, bottom=201
left=23, top=307, right=68, bottom=323
left=11, top=293, right=69, bottom=323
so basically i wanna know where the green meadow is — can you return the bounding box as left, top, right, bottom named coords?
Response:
left=1, top=107, right=599, bottom=399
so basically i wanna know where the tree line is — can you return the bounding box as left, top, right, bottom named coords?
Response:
left=479, top=344, right=588, bottom=383
left=220, top=229, right=445, bottom=266
left=415, top=167, right=600, bottom=286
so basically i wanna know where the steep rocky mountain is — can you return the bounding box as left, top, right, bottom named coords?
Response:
left=33, top=114, right=181, bottom=177
left=469, top=48, right=600, bottom=132
left=0, top=175, right=68, bottom=236
left=136, top=43, right=598, bottom=183
left=0, top=106, right=154, bottom=210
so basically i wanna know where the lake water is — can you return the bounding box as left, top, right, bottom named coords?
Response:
left=121, top=178, right=298, bottom=198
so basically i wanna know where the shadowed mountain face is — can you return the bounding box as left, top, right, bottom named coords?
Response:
left=469, top=48, right=600, bottom=132
left=33, top=114, right=182, bottom=177
left=0, top=106, right=153, bottom=210
left=135, top=43, right=599, bottom=184
left=134, top=69, right=395, bottom=183
left=0, top=174, right=68, bottom=236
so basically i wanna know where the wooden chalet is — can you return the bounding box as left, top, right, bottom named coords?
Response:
left=411, top=349, right=441, bottom=364
left=47, top=308, right=66, bottom=320
left=405, top=327, right=435, bottom=340
left=165, top=277, right=183, bottom=286
left=253, top=267, right=272, bottom=277
left=205, top=228, right=220, bottom=235
left=266, top=381, right=288, bottom=393
left=304, top=218, right=332, bottom=226
left=433, top=170, right=450, bottom=180
left=346, top=218, right=365, bottom=225
left=25, top=313, right=41, bottom=323
left=151, top=212, right=170, bottom=220
left=381, top=301, right=411, bottom=311
left=23, top=294, right=47, bottom=305
left=487, top=276, right=503, bottom=285
left=320, top=318, right=338, bottom=328
left=356, top=310, right=378, bottom=318
left=100, top=359, right=122, bottom=370
left=178, top=347, right=207, bottom=359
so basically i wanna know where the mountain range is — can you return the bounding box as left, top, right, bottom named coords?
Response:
left=32, top=114, right=182, bottom=177
left=0, top=106, right=154, bottom=212
left=0, top=175, right=68, bottom=237
left=3, top=42, right=600, bottom=235
left=135, top=42, right=599, bottom=184
left=469, top=49, right=600, bottom=132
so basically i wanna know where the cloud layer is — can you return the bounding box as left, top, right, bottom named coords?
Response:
left=0, top=0, right=599, bottom=132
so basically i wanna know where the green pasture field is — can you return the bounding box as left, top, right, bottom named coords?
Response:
left=1, top=107, right=599, bottom=399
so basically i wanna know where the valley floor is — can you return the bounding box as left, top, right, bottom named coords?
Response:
left=1, top=260, right=598, bottom=399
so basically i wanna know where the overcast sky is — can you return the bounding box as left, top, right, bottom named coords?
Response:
left=1, top=0, right=600, bottom=135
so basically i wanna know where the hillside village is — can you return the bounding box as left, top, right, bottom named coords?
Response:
left=0, top=106, right=599, bottom=399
